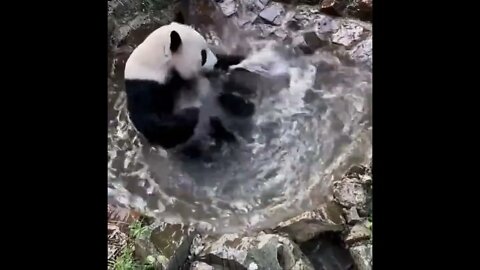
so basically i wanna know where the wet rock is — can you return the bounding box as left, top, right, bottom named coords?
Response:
left=198, top=233, right=314, bottom=270
left=350, top=244, right=372, bottom=270
left=273, top=202, right=345, bottom=243
left=299, top=233, right=356, bottom=270
left=259, top=3, right=285, bottom=25
left=134, top=238, right=163, bottom=267
left=345, top=207, right=362, bottom=224
left=345, top=223, right=371, bottom=245
left=273, top=0, right=319, bottom=4
left=190, top=261, right=214, bottom=270
left=320, top=0, right=346, bottom=17
left=332, top=21, right=364, bottom=46
left=348, top=35, right=372, bottom=67
left=107, top=204, right=144, bottom=232
left=316, top=15, right=340, bottom=34
left=346, top=0, right=372, bottom=22
left=333, top=178, right=367, bottom=209
left=333, top=164, right=372, bottom=217
left=301, top=31, right=328, bottom=53
left=219, top=0, right=237, bottom=17
left=149, top=223, right=198, bottom=269
left=286, top=20, right=302, bottom=31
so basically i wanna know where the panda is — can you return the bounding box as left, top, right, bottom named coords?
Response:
left=123, top=15, right=255, bottom=154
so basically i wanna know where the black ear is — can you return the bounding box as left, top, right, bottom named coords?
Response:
left=170, top=30, right=182, bottom=53
left=173, top=12, right=185, bottom=24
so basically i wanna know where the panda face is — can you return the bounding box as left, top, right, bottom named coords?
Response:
left=169, top=23, right=218, bottom=80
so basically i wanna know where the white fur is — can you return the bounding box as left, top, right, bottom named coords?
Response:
left=124, top=22, right=217, bottom=83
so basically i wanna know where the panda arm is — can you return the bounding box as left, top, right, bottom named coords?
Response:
left=132, top=108, right=199, bottom=148
left=214, top=54, right=245, bottom=71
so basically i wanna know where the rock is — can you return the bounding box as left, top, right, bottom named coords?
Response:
left=190, top=261, right=214, bottom=270
left=350, top=244, right=372, bottom=270
left=346, top=0, right=372, bottom=22
left=259, top=3, right=285, bottom=25
left=302, top=31, right=328, bottom=53
left=345, top=223, right=371, bottom=245
left=332, top=21, right=364, bottom=47
left=299, top=233, right=356, bottom=270
left=333, top=178, right=367, bottom=209
left=348, top=35, right=372, bottom=67
left=134, top=238, right=163, bottom=267
left=333, top=163, right=372, bottom=218
left=219, top=0, right=237, bottom=17
left=198, top=233, right=314, bottom=270
left=273, top=0, right=318, bottom=4
left=149, top=223, right=198, bottom=269
left=286, top=20, right=301, bottom=31
left=320, top=0, right=346, bottom=17
left=345, top=207, right=362, bottom=224
left=316, top=15, right=340, bottom=34
left=273, top=202, right=345, bottom=243
left=107, top=204, right=145, bottom=232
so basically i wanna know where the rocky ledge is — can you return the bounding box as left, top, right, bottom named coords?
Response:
left=108, top=163, right=372, bottom=270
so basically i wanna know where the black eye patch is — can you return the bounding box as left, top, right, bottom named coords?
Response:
left=201, top=49, right=207, bottom=66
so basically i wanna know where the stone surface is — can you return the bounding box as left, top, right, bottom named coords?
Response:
left=346, top=0, right=372, bottom=21
left=350, top=244, right=372, bottom=270
left=332, top=21, right=364, bottom=46
left=219, top=0, right=237, bottom=17
left=345, top=207, right=362, bottom=224
left=348, top=35, right=372, bottom=67
left=190, top=261, right=214, bottom=270
left=345, top=223, right=371, bottom=245
left=299, top=233, right=356, bottom=270
left=300, top=31, right=328, bottom=54
left=320, top=0, right=345, bottom=17
left=198, top=233, right=315, bottom=270
left=259, top=3, right=285, bottom=25
left=149, top=223, right=198, bottom=270
left=333, top=178, right=368, bottom=209
left=273, top=202, right=345, bottom=242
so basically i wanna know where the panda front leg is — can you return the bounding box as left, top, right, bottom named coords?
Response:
left=217, top=67, right=260, bottom=118
left=132, top=108, right=199, bottom=149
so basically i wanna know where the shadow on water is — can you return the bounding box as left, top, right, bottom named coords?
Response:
left=108, top=0, right=372, bottom=234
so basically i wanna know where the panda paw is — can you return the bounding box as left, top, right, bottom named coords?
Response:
left=218, top=93, right=255, bottom=118
left=209, top=117, right=236, bottom=143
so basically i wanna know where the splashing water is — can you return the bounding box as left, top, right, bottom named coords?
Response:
left=108, top=8, right=371, bottom=234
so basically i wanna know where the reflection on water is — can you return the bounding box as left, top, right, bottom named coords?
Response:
left=107, top=1, right=371, bottom=234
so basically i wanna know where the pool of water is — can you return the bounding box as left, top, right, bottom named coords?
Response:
left=107, top=1, right=372, bottom=234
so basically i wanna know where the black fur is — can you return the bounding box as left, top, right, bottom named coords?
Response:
left=125, top=70, right=199, bottom=148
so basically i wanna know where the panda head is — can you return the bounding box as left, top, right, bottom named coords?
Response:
left=125, top=21, right=218, bottom=82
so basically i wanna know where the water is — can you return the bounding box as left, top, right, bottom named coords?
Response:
left=108, top=2, right=372, bottom=234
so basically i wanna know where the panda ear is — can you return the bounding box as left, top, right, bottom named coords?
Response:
left=170, top=30, right=182, bottom=53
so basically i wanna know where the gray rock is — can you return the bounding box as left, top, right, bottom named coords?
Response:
left=259, top=3, right=285, bottom=25
left=149, top=223, right=198, bottom=270
left=333, top=177, right=368, bottom=209
left=273, top=202, right=345, bottom=242
left=350, top=244, right=372, bottom=270
left=301, top=31, right=328, bottom=53
left=345, top=223, right=371, bottom=245
left=198, top=233, right=314, bottom=270
left=316, top=15, right=340, bottom=34
left=345, top=207, right=362, bottom=224
left=219, top=0, right=237, bottom=17
left=332, top=21, right=364, bottom=46
left=348, top=35, right=372, bottom=67
left=190, top=261, right=214, bottom=270
left=320, top=0, right=346, bottom=17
